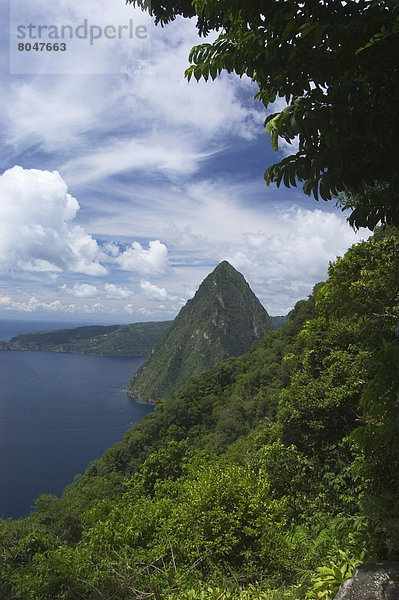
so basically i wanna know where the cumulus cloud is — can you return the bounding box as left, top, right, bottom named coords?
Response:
left=61, top=282, right=133, bottom=300
left=140, top=280, right=168, bottom=300
left=61, top=283, right=98, bottom=297
left=104, top=283, right=133, bottom=299
left=0, top=166, right=364, bottom=318
left=0, top=294, right=75, bottom=313
left=0, top=166, right=106, bottom=276
left=116, top=240, right=169, bottom=276
left=219, top=207, right=366, bottom=314
left=0, top=294, right=122, bottom=315
left=123, top=304, right=135, bottom=314
left=137, top=307, right=155, bottom=316
left=102, top=242, right=121, bottom=258
left=123, top=304, right=155, bottom=317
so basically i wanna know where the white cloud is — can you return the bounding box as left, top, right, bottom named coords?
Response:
left=62, top=283, right=98, bottom=297
left=116, top=240, right=169, bottom=276
left=102, top=242, right=120, bottom=258
left=104, top=283, right=133, bottom=299
left=219, top=207, right=366, bottom=314
left=123, top=304, right=156, bottom=317
left=0, top=295, right=75, bottom=313
left=0, top=294, right=121, bottom=315
left=3, top=10, right=265, bottom=185
left=137, top=306, right=155, bottom=316
left=140, top=280, right=168, bottom=300
left=5, top=80, right=99, bottom=151
left=125, top=20, right=263, bottom=140
left=0, top=166, right=106, bottom=276
left=61, top=282, right=133, bottom=300
left=89, top=303, right=118, bottom=315
left=0, top=296, right=13, bottom=308
left=61, top=135, right=213, bottom=186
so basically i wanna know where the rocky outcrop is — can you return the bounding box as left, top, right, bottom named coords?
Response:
left=334, top=562, right=399, bottom=600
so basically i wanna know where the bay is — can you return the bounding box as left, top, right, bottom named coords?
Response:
left=0, top=349, right=151, bottom=519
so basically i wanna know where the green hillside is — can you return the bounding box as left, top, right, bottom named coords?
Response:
left=128, top=261, right=273, bottom=401
left=9, top=321, right=171, bottom=356
left=269, top=314, right=288, bottom=329
left=0, top=230, right=398, bottom=600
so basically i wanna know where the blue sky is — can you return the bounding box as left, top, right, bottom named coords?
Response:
left=0, top=0, right=366, bottom=324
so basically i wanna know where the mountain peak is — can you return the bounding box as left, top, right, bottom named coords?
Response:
left=210, top=261, right=240, bottom=279
left=127, top=263, right=272, bottom=402
left=195, top=261, right=246, bottom=293
left=211, top=261, right=241, bottom=283
left=214, top=260, right=234, bottom=270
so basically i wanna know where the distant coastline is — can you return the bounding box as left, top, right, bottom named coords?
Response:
left=0, top=321, right=172, bottom=357
left=0, top=315, right=287, bottom=357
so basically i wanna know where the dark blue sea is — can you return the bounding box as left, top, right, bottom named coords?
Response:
left=0, top=320, right=152, bottom=519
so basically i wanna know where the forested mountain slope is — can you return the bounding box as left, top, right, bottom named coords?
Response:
left=1, top=229, right=398, bottom=600
left=128, top=261, right=273, bottom=402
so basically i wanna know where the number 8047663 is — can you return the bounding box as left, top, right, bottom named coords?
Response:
left=18, top=42, right=67, bottom=51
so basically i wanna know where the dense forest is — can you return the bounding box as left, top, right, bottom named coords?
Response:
left=0, top=227, right=398, bottom=599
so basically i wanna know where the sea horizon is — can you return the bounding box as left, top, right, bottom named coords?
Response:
left=0, top=317, right=121, bottom=342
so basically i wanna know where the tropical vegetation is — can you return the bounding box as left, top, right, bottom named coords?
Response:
left=0, top=228, right=398, bottom=599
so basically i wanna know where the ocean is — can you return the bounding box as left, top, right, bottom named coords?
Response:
left=0, top=320, right=152, bottom=519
